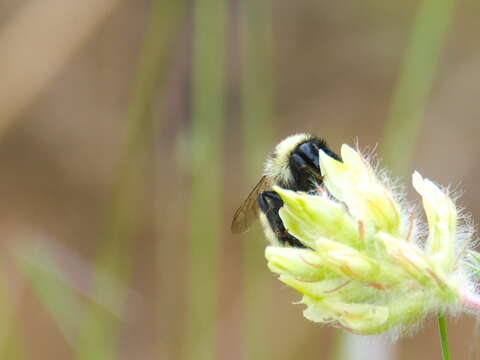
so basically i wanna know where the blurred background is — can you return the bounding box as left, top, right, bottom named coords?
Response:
left=0, top=0, right=479, bottom=359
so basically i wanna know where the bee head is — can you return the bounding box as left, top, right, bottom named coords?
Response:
left=265, top=134, right=340, bottom=192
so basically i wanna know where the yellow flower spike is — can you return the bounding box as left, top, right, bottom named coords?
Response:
left=412, top=171, right=457, bottom=270
left=264, top=143, right=479, bottom=335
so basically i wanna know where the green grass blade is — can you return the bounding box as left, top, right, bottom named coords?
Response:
left=185, top=0, right=226, bottom=359
left=0, top=270, right=25, bottom=360
left=382, top=0, right=455, bottom=176
left=240, top=0, right=273, bottom=359
left=75, top=1, right=186, bottom=358
left=17, top=243, right=82, bottom=343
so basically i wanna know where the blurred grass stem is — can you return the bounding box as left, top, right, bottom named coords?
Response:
left=0, top=272, right=25, bottom=360
left=240, top=0, right=273, bottom=359
left=76, top=1, right=185, bottom=358
left=382, top=0, right=455, bottom=176
left=186, top=0, right=226, bottom=359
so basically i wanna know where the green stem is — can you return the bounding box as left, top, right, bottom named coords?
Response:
left=75, top=1, right=182, bottom=358
left=437, top=313, right=451, bottom=360
left=186, top=0, right=226, bottom=359
left=382, top=0, right=456, bottom=176
left=241, top=0, right=273, bottom=359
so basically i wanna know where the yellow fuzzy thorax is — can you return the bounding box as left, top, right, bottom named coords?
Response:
left=264, top=133, right=312, bottom=187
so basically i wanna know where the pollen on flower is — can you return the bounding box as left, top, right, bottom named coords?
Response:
left=264, top=144, right=479, bottom=336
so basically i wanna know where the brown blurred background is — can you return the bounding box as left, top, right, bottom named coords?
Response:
left=0, top=0, right=479, bottom=359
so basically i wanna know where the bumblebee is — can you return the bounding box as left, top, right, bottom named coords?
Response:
left=231, top=133, right=340, bottom=247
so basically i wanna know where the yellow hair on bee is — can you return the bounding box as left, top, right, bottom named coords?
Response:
left=258, top=212, right=282, bottom=246
left=264, top=133, right=312, bottom=187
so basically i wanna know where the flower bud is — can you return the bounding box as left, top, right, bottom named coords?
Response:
left=412, top=171, right=457, bottom=270
left=327, top=249, right=379, bottom=281
left=303, top=296, right=390, bottom=335
left=274, top=186, right=361, bottom=249
left=377, top=232, right=434, bottom=285
left=320, top=144, right=401, bottom=235
left=265, top=247, right=329, bottom=281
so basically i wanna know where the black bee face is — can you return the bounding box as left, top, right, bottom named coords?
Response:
left=287, top=137, right=340, bottom=192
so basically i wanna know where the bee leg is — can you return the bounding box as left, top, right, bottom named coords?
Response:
left=258, top=191, right=306, bottom=248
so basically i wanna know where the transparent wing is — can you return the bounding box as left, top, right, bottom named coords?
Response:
left=231, top=176, right=270, bottom=234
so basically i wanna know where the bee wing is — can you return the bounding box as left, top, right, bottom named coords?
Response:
left=231, top=176, right=270, bottom=234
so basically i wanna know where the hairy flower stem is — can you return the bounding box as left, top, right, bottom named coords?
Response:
left=437, top=313, right=451, bottom=360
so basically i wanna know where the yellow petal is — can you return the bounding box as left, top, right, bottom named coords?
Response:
left=412, top=171, right=456, bottom=269
left=319, top=145, right=401, bottom=235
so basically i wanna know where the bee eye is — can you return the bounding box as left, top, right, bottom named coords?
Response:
left=296, top=142, right=320, bottom=169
